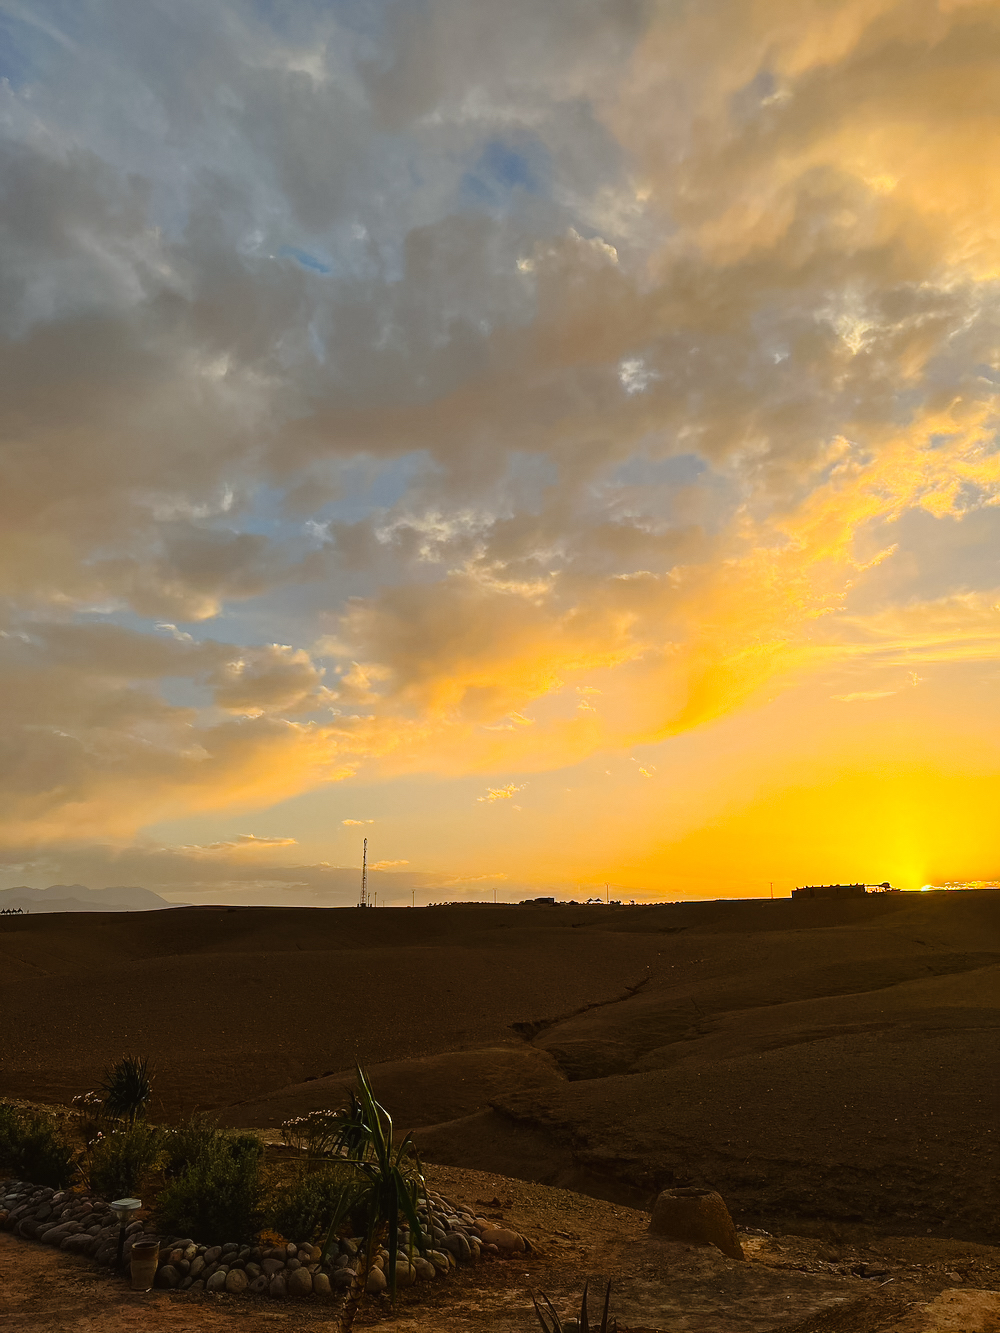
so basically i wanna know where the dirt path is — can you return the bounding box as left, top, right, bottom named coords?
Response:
left=4, top=1165, right=1000, bottom=1333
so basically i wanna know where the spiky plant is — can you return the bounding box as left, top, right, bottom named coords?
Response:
left=315, top=1068, right=427, bottom=1333
left=99, top=1055, right=152, bottom=1124
left=532, top=1280, right=617, bottom=1333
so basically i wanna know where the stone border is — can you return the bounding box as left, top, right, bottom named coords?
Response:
left=0, top=1178, right=529, bottom=1301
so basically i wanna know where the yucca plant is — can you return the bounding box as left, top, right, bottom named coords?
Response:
left=99, top=1055, right=153, bottom=1124
left=532, top=1280, right=617, bottom=1333
left=317, top=1068, right=428, bottom=1333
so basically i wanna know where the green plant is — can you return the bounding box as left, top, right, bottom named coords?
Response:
left=280, top=1108, right=352, bottom=1160
left=532, top=1280, right=617, bottom=1333
left=88, top=1121, right=161, bottom=1198
left=316, top=1068, right=428, bottom=1333
left=265, top=1162, right=354, bottom=1243
left=99, top=1055, right=152, bottom=1124
left=154, top=1126, right=265, bottom=1244
left=0, top=1102, right=75, bottom=1188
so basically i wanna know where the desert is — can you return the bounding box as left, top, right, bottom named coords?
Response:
left=2, top=889, right=998, bottom=1331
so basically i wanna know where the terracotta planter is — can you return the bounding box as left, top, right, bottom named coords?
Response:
left=648, top=1187, right=745, bottom=1261
left=130, top=1239, right=160, bottom=1290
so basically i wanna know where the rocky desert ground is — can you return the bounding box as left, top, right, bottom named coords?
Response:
left=1, top=889, right=997, bottom=1330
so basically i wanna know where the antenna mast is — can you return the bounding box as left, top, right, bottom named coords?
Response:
left=360, top=837, right=368, bottom=908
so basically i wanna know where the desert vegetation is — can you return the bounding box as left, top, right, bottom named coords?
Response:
left=1, top=1058, right=436, bottom=1329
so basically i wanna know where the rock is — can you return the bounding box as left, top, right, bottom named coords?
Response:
left=341, top=1238, right=358, bottom=1256
left=649, top=1188, right=745, bottom=1262
left=288, top=1266, right=313, bottom=1297
left=189, top=1256, right=205, bottom=1278
left=286, top=1242, right=298, bottom=1257
left=245, top=1262, right=261, bottom=1280
left=183, top=1243, right=198, bottom=1260
left=366, top=1266, right=387, bottom=1295
left=189, top=1279, right=205, bottom=1293
left=237, top=1246, right=253, bottom=1262
left=413, top=1256, right=438, bottom=1281
left=428, top=1249, right=451, bottom=1272
left=249, top=1275, right=269, bottom=1294
left=266, top=1246, right=288, bottom=1261
left=262, top=1258, right=286, bottom=1277
left=269, top=1273, right=287, bottom=1299
left=443, top=1232, right=472, bottom=1263
left=222, top=1242, right=238, bottom=1255
left=395, top=1260, right=416, bottom=1287
left=332, top=1268, right=355, bottom=1289
left=204, top=1246, right=223, bottom=1264
left=225, top=1269, right=248, bottom=1294
left=170, top=1247, right=185, bottom=1265
left=313, top=1272, right=332, bottom=1297
left=156, top=1265, right=180, bottom=1289
left=286, top=1256, right=301, bottom=1271
left=206, top=1270, right=228, bottom=1292
left=479, top=1228, right=524, bottom=1253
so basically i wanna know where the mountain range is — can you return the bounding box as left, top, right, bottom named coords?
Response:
left=0, top=884, right=177, bottom=913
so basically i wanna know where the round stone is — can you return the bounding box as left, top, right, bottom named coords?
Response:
left=204, top=1246, right=223, bottom=1264
left=206, top=1270, right=228, bottom=1292
left=479, top=1227, right=525, bottom=1253
left=156, top=1265, right=180, bottom=1289
left=331, top=1268, right=354, bottom=1289
left=287, top=1266, right=313, bottom=1297
left=269, top=1273, right=287, bottom=1299
left=313, top=1272, right=332, bottom=1297
left=365, top=1266, right=387, bottom=1295
left=225, top=1269, right=248, bottom=1294
left=249, top=1275, right=269, bottom=1294
left=413, top=1257, right=437, bottom=1281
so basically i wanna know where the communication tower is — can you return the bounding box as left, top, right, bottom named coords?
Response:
left=359, top=837, right=369, bottom=908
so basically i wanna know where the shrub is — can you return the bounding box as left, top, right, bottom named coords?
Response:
left=88, top=1121, right=161, bottom=1199
left=155, top=1125, right=265, bottom=1244
left=0, top=1102, right=75, bottom=1188
left=99, top=1055, right=152, bottom=1124
left=266, top=1163, right=354, bottom=1244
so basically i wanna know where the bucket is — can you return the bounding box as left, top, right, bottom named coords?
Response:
left=130, top=1239, right=160, bottom=1290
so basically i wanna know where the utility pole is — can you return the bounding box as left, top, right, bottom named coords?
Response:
left=493, top=887, right=497, bottom=905
left=606, top=882, right=609, bottom=905
left=411, top=888, right=415, bottom=909
left=770, top=881, right=774, bottom=900
left=359, top=837, right=368, bottom=908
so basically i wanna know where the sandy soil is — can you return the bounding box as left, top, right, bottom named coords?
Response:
left=1, top=892, right=997, bottom=1245
left=3, top=1163, right=1000, bottom=1333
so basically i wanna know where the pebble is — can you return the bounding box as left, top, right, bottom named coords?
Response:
left=1, top=1176, right=531, bottom=1306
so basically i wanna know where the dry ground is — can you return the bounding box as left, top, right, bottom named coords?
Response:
left=3, top=1163, right=1000, bottom=1332
left=1, top=892, right=996, bottom=1242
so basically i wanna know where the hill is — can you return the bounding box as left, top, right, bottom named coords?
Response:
left=0, top=892, right=996, bottom=1242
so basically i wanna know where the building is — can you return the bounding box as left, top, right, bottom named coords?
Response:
left=791, top=883, right=867, bottom=900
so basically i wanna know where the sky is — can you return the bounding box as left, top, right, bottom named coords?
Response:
left=1, top=0, right=999, bottom=905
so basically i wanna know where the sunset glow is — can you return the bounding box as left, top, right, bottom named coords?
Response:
left=2, top=1, right=999, bottom=903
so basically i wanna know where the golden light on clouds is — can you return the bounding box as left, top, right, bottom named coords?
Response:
left=1, top=0, right=999, bottom=899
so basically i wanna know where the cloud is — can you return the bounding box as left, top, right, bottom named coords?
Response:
left=0, top=0, right=998, bottom=876
left=478, top=783, right=527, bottom=803
left=341, top=819, right=374, bottom=826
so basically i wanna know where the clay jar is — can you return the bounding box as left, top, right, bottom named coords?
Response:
left=648, top=1187, right=745, bottom=1261
left=130, top=1240, right=160, bottom=1290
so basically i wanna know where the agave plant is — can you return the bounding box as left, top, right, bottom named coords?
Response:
left=99, top=1055, right=153, bottom=1124
left=532, top=1280, right=617, bottom=1333
left=317, top=1067, right=428, bottom=1333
